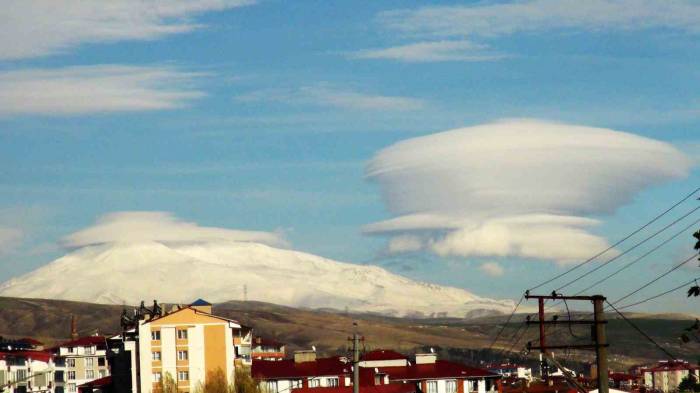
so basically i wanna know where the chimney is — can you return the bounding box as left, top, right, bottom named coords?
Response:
left=294, top=350, right=317, bottom=363
left=415, top=353, right=437, bottom=364
left=190, top=299, right=212, bottom=314
left=70, top=315, right=78, bottom=340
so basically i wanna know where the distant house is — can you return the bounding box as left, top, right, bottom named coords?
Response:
left=486, top=363, right=533, bottom=381
left=52, top=335, right=111, bottom=393
left=640, top=360, right=700, bottom=393
left=252, top=349, right=500, bottom=393
left=252, top=337, right=286, bottom=361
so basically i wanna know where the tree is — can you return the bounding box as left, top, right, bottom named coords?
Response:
left=678, top=374, right=700, bottom=393
left=157, top=372, right=178, bottom=393
left=233, top=366, right=261, bottom=393
left=195, top=368, right=233, bottom=393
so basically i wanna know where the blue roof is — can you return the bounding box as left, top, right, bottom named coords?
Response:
left=190, top=298, right=212, bottom=306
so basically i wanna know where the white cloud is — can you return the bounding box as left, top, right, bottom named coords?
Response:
left=479, top=262, right=504, bottom=277
left=379, top=0, right=700, bottom=38
left=0, top=226, right=23, bottom=255
left=0, top=65, right=204, bottom=116
left=360, top=0, right=700, bottom=63
left=0, top=0, right=255, bottom=60
left=235, top=85, right=424, bottom=111
left=365, top=119, right=693, bottom=264
left=350, top=40, right=506, bottom=63
left=63, top=211, right=286, bottom=248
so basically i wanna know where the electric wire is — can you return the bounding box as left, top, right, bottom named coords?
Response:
left=527, top=186, right=700, bottom=292
left=605, top=300, right=677, bottom=360
left=608, top=252, right=699, bottom=307
left=614, top=277, right=700, bottom=311
left=569, top=216, right=700, bottom=296
left=554, top=205, right=700, bottom=292
left=487, top=295, right=524, bottom=352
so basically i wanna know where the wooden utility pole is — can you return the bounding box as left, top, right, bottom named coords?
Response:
left=525, top=293, right=609, bottom=393
left=348, top=322, right=364, bottom=393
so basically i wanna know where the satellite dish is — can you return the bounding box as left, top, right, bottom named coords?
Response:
left=312, top=345, right=316, bottom=352
left=430, top=347, right=435, bottom=353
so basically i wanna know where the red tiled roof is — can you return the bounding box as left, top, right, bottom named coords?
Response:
left=254, top=337, right=285, bottom=347
left=379, top=360, right=499, bottom=381
left=609, top=372, right=636, bottom=381
left=57, top=336, right=107, bottom=349
left=0, top=350, right=54, bottom=362
left=293, top=383, right=416, bottom=393
left=363, top=350, right=407, bottom=361
left=252, top=357, right=351, bottom=379
left=79, top=376, right=112, bottom=388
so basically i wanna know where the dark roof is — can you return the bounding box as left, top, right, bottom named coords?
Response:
left=252, top=357, right=351, bottom=379
left=0, top=350, right=53, bottom=362
left=57, top=336, right=107, bottom=349
left=293, top=384, right=416, bottom=393
left=191, top=298, right=212, bottom=306
left=378, top=360, right=499, bottom=381
left=254, top=337, right=285, bottom=347
left=79, top=376, right=112, bottom=388
left=362, top=350, right=407, bottom=361
left=18, top=338, right=44, bottom=346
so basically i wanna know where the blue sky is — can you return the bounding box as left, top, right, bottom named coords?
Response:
left=1, top=0, right=699, bottom=313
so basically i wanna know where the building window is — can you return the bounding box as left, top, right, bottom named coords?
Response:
left=86, top=370, right=95, bottom=379
left=86, top=357, right=94, bottom=368
left=67, top=371, right=76, bottom=381
left=471, top=381, right=478, bottom=392
left=309, top=379, right=320, bottom=388
left=151, top=330, right=161, bottom=341
left=66, top=358, right=75, bottom=368
left=152, top=351, right=161, bottom=361
left=178, top=371, right=189, bottom=381
left=292, top=380, right=302, bottom=389
left=446, top=380, right=457, bottom=393
left=68, top=347, right=75, bottom=354
left=98, top=357, right=105, bottom=367
left=177, top=329, right=188, bottom=339
left=153, top=372, right=162, bottom=382
left=99, top=370, right=106, bottom=378
left=56, top=387, right=64, bottom=393
left=55, top=371, right=65, bottom=382
left=16, top=370, right=27, bottom=381
left=85, top=346, right=95, bottom=355
left=266, top=381, right=278, bottom=393
left=426, top=381, right=438, bottom=393
left=178, top=350, right=188, bottom=361
left=67, top=383, right=76, bottom=392
left=327, top=378, right=339, bottom=387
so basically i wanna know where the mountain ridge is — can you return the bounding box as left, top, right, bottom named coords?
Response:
left=0, top=240, right=514, bottom=318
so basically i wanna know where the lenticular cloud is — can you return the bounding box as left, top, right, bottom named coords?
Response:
left=63, top=211, right=286, bottom=248
left=365, top=119, right=692, bottom=264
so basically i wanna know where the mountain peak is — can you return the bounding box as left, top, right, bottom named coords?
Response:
left=0, top=241, right=513, bottom=318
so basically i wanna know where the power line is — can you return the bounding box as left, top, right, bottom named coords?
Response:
left=608, top=253, right=698, bottom=307
left=615, top=277, right=700, bottom=311
left=487, top=295, right=523, bottom=352
left=527, top=186, right=700, bottom=292
left=569, top=216, right=700, bottom=296
left=554, top=205, right=700, bottom=292
left=605, top=300, right=677, bottom=360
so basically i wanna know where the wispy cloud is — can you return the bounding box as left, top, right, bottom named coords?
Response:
left=235, top=85, right=425, bottom=111
left=0, top=65, right=204, bottom=116
left=0, top=226, right=23, bottom=255
left=357, top=0, right=700, bottom=63
left=0, top=0, right=255, bottom=60
left=350, top=40, right=506, bottom=63
left=479, top=262, right=504, bottom=277
left=365, top=119, right=693, bottom=264
left=379, top=0, right=700, bottom=38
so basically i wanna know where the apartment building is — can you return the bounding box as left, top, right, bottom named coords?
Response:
left=134, top=299, right=247, bottom=393
left=641, top=360, right=700, bottom=393
left=0, top=350, right=55, bottom=393
left=52, top=336, right=110, bottom=393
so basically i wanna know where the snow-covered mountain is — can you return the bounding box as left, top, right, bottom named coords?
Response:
left=0, top=241, right=514, bottom=317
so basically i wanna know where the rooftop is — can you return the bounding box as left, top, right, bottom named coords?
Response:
left=362, top=349, right=407, bottom=361
left=378, top=360, right=499, bottom=381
